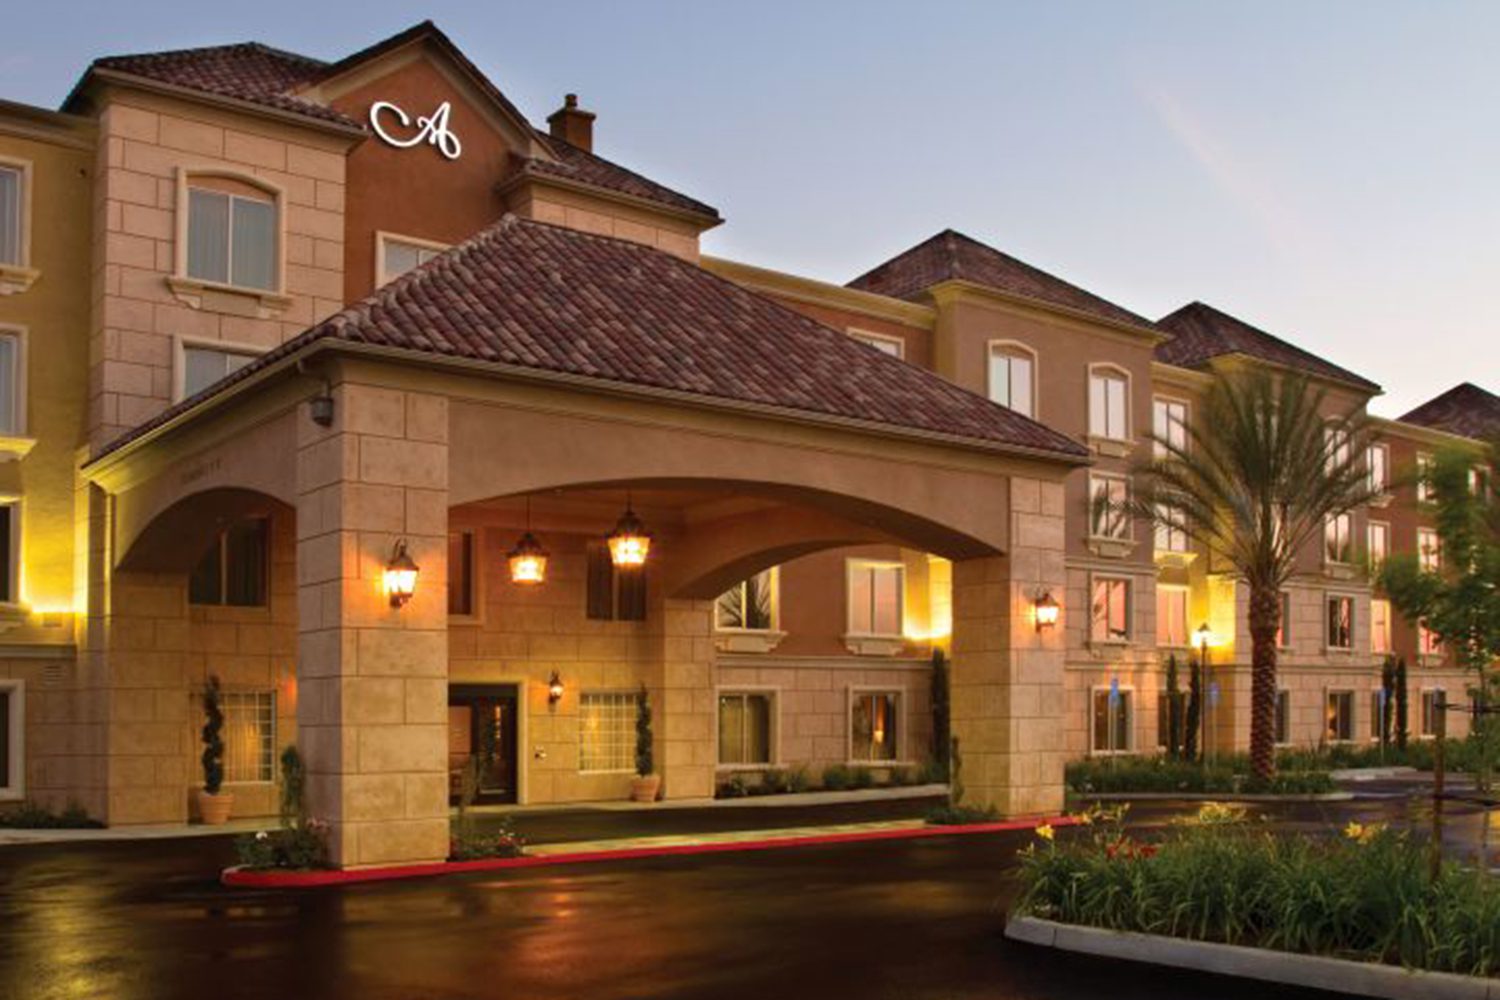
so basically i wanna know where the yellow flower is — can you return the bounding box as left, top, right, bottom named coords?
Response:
left=1036, top=823, right=1055, bottom=841
left=1344, top=820, right=1385, bottom=845
left=1070, top=811, right=1094, bottom=826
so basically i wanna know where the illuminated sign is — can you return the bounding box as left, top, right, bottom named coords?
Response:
left=368, top=101, right=462, bottom=160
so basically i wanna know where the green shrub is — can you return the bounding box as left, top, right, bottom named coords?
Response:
left=787, top=766, right=811, bottom=793
left=888, top=765, right=916, bottom=786
left=821, top=764, right=852, bottom=791
left=849, top=765, right=874, bottom=789
left=1066, top=755, right=1334, bottom=795
left=759, top=767, right=791, bottom=795
left=926, top=802, right=999, bottom=825
left=200, top=675, right=225, bottom=795
left=0, top=800, right=103, bottom=829
left=1017, top=810, right=1500, bottom=978
left=916, top=759, right=950, bottom=785
left=449, top=817, right=525, bottom=862
left=235, top=820, right=331, bottom=870
left=716, top=773, right=750, bottom=798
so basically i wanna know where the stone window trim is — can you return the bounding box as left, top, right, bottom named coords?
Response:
left=846, top=685, right=912, bottom=767
left=1089, top=683, right=1135, bottom=756
left=847, top=327, right=906, bottom=359
left=0, top=677, right=23, bottom=801
left=169, top=166, right=293, bottom=314
left=172, top=334, right=265, bottom=403
left=1324, top=592, right=1357, bottom=654
left=714, top=685, right=780, bottom=771
left=843, top=558, right=905, bottom=656
left=0, top=323, right=32, bottom=455
left=1087, top=472, right=1135, bottom=559
left=0, top=155, right=38, bottom=295
left=986, top=339, right=1038, bottom=419
left=376, top=230, right=451, bottom=288
left=1086, top=362, right=1134, bottom=454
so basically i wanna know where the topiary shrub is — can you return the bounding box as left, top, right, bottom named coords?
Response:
left=200, top=675, right=225, bottom=795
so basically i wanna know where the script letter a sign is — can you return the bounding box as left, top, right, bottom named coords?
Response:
left=369, top=100, right=463, bottom=160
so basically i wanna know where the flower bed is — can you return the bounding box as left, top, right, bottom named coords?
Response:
left=1016, top=805, right=1500, bottom=979
left=1066, top=755, right=1335, bottom=796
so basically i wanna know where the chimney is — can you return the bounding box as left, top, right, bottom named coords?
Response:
left=547, top=93, right=595, bottom=152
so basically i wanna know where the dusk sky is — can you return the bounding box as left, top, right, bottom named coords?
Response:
left=7, top=1, right=1495, bottom=417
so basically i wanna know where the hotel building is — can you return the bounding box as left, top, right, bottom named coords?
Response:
left=0, top=22, right=1493, bottom=867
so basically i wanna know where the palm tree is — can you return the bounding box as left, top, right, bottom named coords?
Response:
left=1126, top=369, right=1379, bottom=781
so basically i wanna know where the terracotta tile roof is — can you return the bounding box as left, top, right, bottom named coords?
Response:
left=847, top=229, right=1157, bottom=331
left=96, top=216, right=1088, bottom=462
left=1155, top=301, right=1381, bottom=393
left=1399, top=383, right=1500, bottom=440
left=511, top=137, right=720, bottom=221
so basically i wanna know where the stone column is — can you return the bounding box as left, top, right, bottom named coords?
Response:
left=950, top=475, right=1067, bottom=817
left=647, top=596, right=716, bottom=800
left=296, top=381, right=450, bottom=868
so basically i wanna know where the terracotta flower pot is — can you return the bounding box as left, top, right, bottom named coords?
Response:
left=630, top=774, right=661, bottom=803
left=198, top=789, right=235, bottom=825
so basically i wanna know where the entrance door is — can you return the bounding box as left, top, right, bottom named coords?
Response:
left=448, top=685, right=519, bottom=804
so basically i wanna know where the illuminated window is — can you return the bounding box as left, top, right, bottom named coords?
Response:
left=221, top=690, right=275, bottom=783
left=1090, top=474, right=1130, bottom=540
left=1089, top=368, right=1129, bottom=440
left=1091, top=687, right=1133, bottom=753
left=1419, top=621, right=1442, bottom=657
left=1324, top=424, right=1350, bottom=472
left=849, top=329, right=904, bottom=358
left=1416, top=453, right=1435, bottom=502
left=1156, top=584, right=1189, bottom=647
left=987, top=344, right=1034, bottom=417
left=1371, top=598, right=1391, bottom=655
left=1367, top=521, right=1389, bottom=567
left=1091, top=577, right=1131, bottom=642
left=1326, top=595, right=1354, bottom=650
left=1326, top=690, right=1354, bottom=742
left=186, top=180, right=278, bottom=290
left=1418, top=528, right=1440, bottom=572
left=0, top=330, right=21, bottom=435
left=847, top=560, right=903, bottom=637
left=1367, top=444, right=1389, bottom=494
left=1275, top=591, right=1292, bottom=648
left=0, top=164, right=23, bottom=267
left=1420, top=689, right=1446, bottom=738
left=717, top=568, right=778, bottom=631
left=1153, top=397, right=1188, bottom=460
left=448, top=530, right=476, bottom=617
left=718, top=692, right=772, bottom=765
left=579, top=692, right=638, bottom=772
left=1154, top=501, right=1189, bottom=553
left=181, top=344, right=258, bottom=399
left=1324, top=512, right=1353, bottom=564
left=379, top=234, right=448, bottom=286
left=850, top=691, right=900, bottom=762
left=189, top=518, right=268, bottom=607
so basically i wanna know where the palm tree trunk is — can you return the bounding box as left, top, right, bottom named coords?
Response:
left=1248, top=584, right=1280, bottom=782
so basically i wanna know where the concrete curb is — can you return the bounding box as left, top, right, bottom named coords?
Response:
left=223, top=814, right=1078, bottom=889
left=1004, top=916, right=1498, bottom=1000
left=1072, top=791, right=1353, bottom=803
left=1331, top=766, right=1421, bottom=781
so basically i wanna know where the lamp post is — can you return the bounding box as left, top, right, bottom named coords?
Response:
left=1194, top=623, right=1213, bottom=765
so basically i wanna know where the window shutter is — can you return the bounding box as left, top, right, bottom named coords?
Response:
left=617, top=565, right=647, bottom=622
left=586, top=543, right=614, bottom=620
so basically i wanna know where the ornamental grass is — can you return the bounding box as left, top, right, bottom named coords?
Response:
left=1016, top=805, right=1500, bottom=978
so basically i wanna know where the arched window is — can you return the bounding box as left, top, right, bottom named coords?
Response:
left=179, top=170, right=281, bottom=292
left=987, top=341, right=1036, bottom=418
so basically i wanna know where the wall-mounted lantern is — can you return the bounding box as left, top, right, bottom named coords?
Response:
left=547, top=670, right=565, bottom=706
left=383, top=539, right=419, bottom=608
left=607, top=498, right=651, bottom=568
left=309, top=386, right=335, bottom=427
left=1033, top=590, right=1060, bottom=632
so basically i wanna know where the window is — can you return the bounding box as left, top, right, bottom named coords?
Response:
left=1089, top=368, right=1129, bottom=440
left=1091, top=687, right=1132, bottom=753
left=1324, top=424, right=1351, bottom=472
left=1419, top=621, right=1441, bottom=657
left=448, top=530, right=475, bottom=617
left=1367, top=444, right=1389, bottom=494
left=579, top=692, right=638, bottom=772
left=716, top=568, right=778, bottom=631
left=1153, top=397, right=1188, bottom=460
left=1090, top=577, right=1131, bottom=643
left=188, top=518, right=268, bottom=607
left=1324, top=512, right=1353, bottom=564
left=379, top=234, right=447, bottom=286
left=1371, top=598, right=1391, bottom=655
left=1367, top=521, right=1389, bottom=568
left=180, top=344, right=258, bottom=400
left=1326, top=690, right=1354, bottom=742
left=849, top=329, right=904, bottom=358
left=987, top=344, right=1034, bottom=417
left=847, top=560, right=903, bottom=637
left=0, top=679, right=21, bottom=799
left=221, top=690, right=275, bottom=783
left=1326, top=595, right=1353, bottom=650
left=1370, top=690, right=1389, bottom=742
left=850, top=691, right=900, bottom=762
left=718, top=692, right=772, bottom=765
left=1420, top=689, right=1446, bottom=738
left=586, top=542, right=646, bottom=622
left=1089, top=474, right=1130, bottom=540
left=1154, top=501, right=1189, bottom=553
left=1275, top=591, right=1292, bottom=648
left=1416, top=453, right=1435, bottom=502
left=1418, top=528, right=1440, bottom=573
left=0, top=164, right=22, bottom=267
left=1275, top=690, right=1291, bottom=746
left=1157, top=584, right=1188, bottom=647
left=0, top=330, right=20, bottom=435
left=186, top=181, right=278, bottom=290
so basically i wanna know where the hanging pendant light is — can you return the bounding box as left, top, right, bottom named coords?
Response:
left=508, top=497, right=549, bottom=585
left=607, top=492, right=651, bottom=567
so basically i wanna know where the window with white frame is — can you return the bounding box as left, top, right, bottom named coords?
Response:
left=0, top=164, right=22, bottom=267
left=0, top=330, right=20, bottom=436
left=1089, top=474, right=1130, bottom=540
left=1091, top=687, right=1132, bottom=753
left=0, top=679, right=21, bottom=799
left=1088, top=368, right=1129, bottom=440
left=379, top=234, right=448, bottom=286
left=1371, top=598, right=1392, bottom=655
left=181, top=344, right=259, bottom=400
left=1367, top=443, right=1389, bottom=495
left=1275, top=590, right=1292, bottom=648
left=221, top=690, right=275, bottom=783
left=1154, top=501, right=1189, bottom=553
left=1418, top=527, right=1440, bottom=572
left=1326, top=690, right=1354, bottom=742
left=1419, top=621, right=1441, bottom=657
left=1420, top=689, right=1446, bottom=738
left=1367, top=521, right=1389, bottom=568
left=718, top=691, right=773, bottom=765
left=1156, top=584, right=1189, bottom=647
left=1324, top=424, right=1351, bottom=472
left=716, top=568, right=778, bottom=631
left=1275, top=689, right=1291, bottom=745
left=987, top=344, right=1034, bottom=417
left=847, top=560, right=903, bottom=637
left=850, top=691, right=900, bottom=762
left=849, top=329, right=904, bottom=358
left=1090, top=576, right=1131, bottom=643
left=185, top=178, right=278, bottom=291
left=1416, top=452, right=1435, bottom=502
left=0, top=501, right=17, bottom=606
left=1324, top=512, right=1353, bottom=564
left=1153, top=397, right=1188, bottom=460
left=579, top=692, right=638, bottom=772
left=1326, top=595, right=1354, bottom=650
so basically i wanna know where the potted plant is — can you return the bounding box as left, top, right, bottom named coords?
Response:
left=630, top=683, right=661, bottom=802
left=198, top=674, right=234, bottom=825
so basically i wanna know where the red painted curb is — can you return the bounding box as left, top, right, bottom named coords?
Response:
left=221, top=815, right=1080, bottom=889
